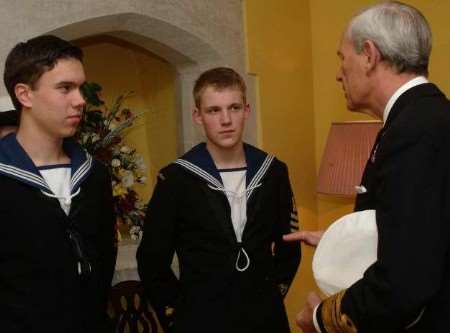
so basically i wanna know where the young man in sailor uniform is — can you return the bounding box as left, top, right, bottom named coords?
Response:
left=137, top=67, right=301, bottom=332
left=0, top=35, right=116, bottom=332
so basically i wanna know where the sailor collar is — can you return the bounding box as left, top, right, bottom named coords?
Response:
left=0, top=133, right=93, bottom=195
left=175, top=142, right=274, bottom=200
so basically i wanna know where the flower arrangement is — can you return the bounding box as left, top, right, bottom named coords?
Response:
left=77, top=82, right=147, bottom=241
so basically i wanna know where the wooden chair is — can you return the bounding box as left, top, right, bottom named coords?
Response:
left=110, top=280, right=160, bottom=333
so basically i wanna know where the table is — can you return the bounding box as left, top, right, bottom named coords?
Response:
left=112, top=239, right=179, bottom=285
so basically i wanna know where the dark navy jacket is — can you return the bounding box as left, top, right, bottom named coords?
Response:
left=0, top=134, right=116, bottom=333
left=317, top=84, right=450, bottom=333
left=137, top=143, right=300, bottom=333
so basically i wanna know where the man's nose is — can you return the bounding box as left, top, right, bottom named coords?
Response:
left=336, top=68, right=343, bottom=82
left=73, top=88, right=86, bottom=108
left=220, top=110, right=232, bottom=124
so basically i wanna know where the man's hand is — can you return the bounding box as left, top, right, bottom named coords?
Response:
left=282, top=230, right=324, bottom=247
left=296, top=292, right=322, bottom=333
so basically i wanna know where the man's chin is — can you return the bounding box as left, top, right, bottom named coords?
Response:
left=346, top=101, right=358, bottom=112
left=208, top=138, right=242, bottom=151
left=60, top=128, right=78, bottom=139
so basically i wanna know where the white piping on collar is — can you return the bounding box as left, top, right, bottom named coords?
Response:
left=176, top=154, right=275, bottom=201
left=175, top=158, right=223, bottom=189
left=0, top=162, right=51, bottom=191
left=71, top=154, right=92, bottom=190
left=0, top=153, right=92, bottom=194
left=246, top=154, right=274, bottom=200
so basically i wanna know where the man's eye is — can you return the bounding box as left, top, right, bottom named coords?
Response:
left=231, top=105, right=242, bottom=111
left=59, top=86, right=71, bottom=92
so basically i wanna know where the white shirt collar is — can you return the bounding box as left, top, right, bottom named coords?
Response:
left=383, top=76, right=429, bottom=123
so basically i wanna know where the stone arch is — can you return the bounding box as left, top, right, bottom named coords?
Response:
left=47, top=13, right=224, bottom=152
left=0, top=2, right=256, bottom=149
left=48, top=13, right=221, bottom=70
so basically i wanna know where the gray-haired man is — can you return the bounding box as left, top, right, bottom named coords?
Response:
left=290, top=2, right=450, bottom=332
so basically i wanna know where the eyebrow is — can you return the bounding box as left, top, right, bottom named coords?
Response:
left=55, top=80, right=84, bottom=87
left=205, top=105, right=221, bottom=111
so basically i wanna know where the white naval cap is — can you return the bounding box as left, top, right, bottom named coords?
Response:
left=313, top=209, right=377, bottom=296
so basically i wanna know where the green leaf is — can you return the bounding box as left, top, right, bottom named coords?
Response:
left=81, top=82, right=104, bottom=107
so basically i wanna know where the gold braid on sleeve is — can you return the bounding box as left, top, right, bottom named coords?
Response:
left=321, top=290, right=358, bottom=333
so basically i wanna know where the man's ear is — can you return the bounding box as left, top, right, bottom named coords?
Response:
left=362, top=40, right=381, bottom=72
left=192, top=107, right=203, bottom=125
left=244, top=103, right=251, bottom=120
left=14, top=83, right=32, bottom=109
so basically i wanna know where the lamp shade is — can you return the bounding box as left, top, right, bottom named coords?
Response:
left=317, top=121, right=382, bottom=196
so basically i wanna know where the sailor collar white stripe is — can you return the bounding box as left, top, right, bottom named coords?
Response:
left=175, top=154, right=275, bottom=200
left=71, top=154, right=89, bottom=184
left=175, top=159, right=223, bottom=189
left=71, top=154, right=92, bottom=190
left=246, top=154, right=274, bottom=200
left=0, top=154, right=93, bottom=195
left=0, top=162, right=51, bottom=191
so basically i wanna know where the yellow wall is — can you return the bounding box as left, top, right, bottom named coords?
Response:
left=310, top=1, right=373, bottom=231
left=76, top=36, right=178, bottom=202
left=245, top=0, right=450, bottom=331
left=244, top=0, right=318, bottom=330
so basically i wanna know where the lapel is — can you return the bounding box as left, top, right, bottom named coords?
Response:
left=242, top=144, right=275, bottom=232
left=0, top=133, right=93, bottom=195
left=356, top=83, right=445, bottom=211
left=64, top=139, right=94, bottom=194
left=175, top=143, right=234, bottom=242
left=174, top=143, right=275, bottom=243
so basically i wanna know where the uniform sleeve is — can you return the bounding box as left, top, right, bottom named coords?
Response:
left=137, top=170, right=179, bottom=332
left=316, top=125, right=450, bottom=332
left=273, top=162, right=301, bottom=297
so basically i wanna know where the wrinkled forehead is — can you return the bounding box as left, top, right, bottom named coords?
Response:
left=337, top=27, right=354, bottom=53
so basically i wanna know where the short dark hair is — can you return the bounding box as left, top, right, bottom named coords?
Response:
left=3, top=35, right=83, bottom=110
left=193, top=67, right=247, bottom=108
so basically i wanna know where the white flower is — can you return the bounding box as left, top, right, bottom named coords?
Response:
left=134, top=155, right=147, bottom=172
left=120, top=145, right=131, bottom=154
left=121, top=170, right=135, bottom=188
left=137, top=176, right=147, bottom=183
left=134, top=201, right=144, bottom=209
left=91, top=133, right=101, bottom=143
left=130, top=226, right=142, bottom=240
left=111, top=158, right=121, bottom=167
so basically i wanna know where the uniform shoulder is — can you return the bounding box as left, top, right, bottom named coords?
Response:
left=391, top=84, right=450, bottom=141
left=157, top=162, right=186, bottom=182
left=243, top=143, right=288, bottom=174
